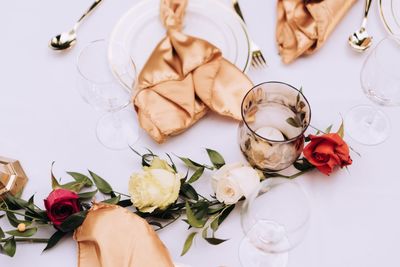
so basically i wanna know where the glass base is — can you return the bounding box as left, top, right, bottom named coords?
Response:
left=239, top=237, right=289, bottom=267
left=96, top=108, right=139, bottom=150
left=345, top=105, right=390, bottom=146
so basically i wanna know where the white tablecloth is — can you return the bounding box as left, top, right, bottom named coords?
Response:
left=1, top=0, right=399, bottom=266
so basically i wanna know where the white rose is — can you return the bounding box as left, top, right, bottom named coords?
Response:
left=211, top=163, right=261, bottom=205
left=128, top=157, right=181, bottom=213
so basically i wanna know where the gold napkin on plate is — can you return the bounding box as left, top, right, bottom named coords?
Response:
left=276, top=0, right=357, bottom=64
left=74, top=203, right=174, bottom=267
left=133, top=0, right=253, bottom=143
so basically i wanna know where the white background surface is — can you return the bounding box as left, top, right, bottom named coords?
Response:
left=1, top=0, right=399, bottom=266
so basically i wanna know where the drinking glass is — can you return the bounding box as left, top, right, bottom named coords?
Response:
left=239, top=178, right=310, bottom=267
left=238, top=82, right=311, bottom=171
left=345, top=36, right=400, bottom=145
left=77, top=39, right=139, bottom=149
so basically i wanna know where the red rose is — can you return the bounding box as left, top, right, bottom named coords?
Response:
left=44, top=189, right=81, bottom=228
left=303, top=133, right=352, bottom=175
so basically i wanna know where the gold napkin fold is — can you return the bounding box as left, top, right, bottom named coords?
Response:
left=74, top=203, right=174, bottom=267
left=276, top=0, right=357, bottom=64
left=133, top=0, right=253, bottom=143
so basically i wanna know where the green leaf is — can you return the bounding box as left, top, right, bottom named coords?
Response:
left=185, top=202, right=204, bottom=228
left=286, top=117, right=301, bottom=128
left=6, top=194, right=29, bottom=210
left=218, top=205, right=235, bottom=226
left=177, top=156, right=204, bottom=169
left=210, top=217, right=219, bottom=232
left=204, top=237, right=228, bottom=245
left=6, top=212, right=27, bottom=228
left=27, top=195, right=34, bottom=208
left=58, top=211, right=88, bottom=233
left=78, top=190, right=98, bottom=200
left=293, top=158, right=314, bottom=172
left=43, top=230, right=67, bottom=251
left=181, top=232, right=197, bottom=256
left=117, top=199, right=133, bottom=207
left=89, top=171, right=113, bottom=194
left=325, top=124, right=333, bottom=133
left=59, top=181, right=85, bottom=193
left=166, top=153, right=177, bottom=173
left=3, top=237, right=16, bottom=257
left=6, top=227, right=37, bottom=237
left=206, top=149, right=225, bottom=169
left=180, top=183, right=199, bottom=201
left=101, top=195, right=121, bottom=205
left=51, top=162, right=60, bottom=190
left=187, top=167, right=205, bottom=183
left=67, top=172, right=93, bottom=187
left=0, top=227, right=4, bottom=238
left=337, top=120, right=345, bottom=138
left=201, top=227, right=208, bottom=238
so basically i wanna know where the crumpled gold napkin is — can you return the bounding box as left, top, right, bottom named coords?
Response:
left=276, top=0, right=357, bottom=64
left=74, top=203, right=174, bottom=267
left=133, top=0, right=253, bottom=143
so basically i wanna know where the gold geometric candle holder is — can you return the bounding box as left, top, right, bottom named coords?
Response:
left=0, top=156, right=28, bottom=198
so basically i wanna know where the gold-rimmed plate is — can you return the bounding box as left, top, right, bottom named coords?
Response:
left=379, top=0, right=400, bottom=36
left=109, top=0, right=251, bottom=76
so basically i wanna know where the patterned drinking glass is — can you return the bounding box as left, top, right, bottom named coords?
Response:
left=238, top=82, right=311, bottom=171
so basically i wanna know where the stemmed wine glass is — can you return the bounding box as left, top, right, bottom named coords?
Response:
left=76, top=39, right=139, bottom=149
left=345, top=36, right=400, bottom=145
left=239, top=178, right=310, bottom=267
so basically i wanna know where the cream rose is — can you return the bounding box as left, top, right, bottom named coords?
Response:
left=211, top=162, right=261, bottom=205
left=128, top=157, right=181, bottom=213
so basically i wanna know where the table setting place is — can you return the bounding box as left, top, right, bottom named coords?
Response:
left=1, top=0, right=400, bottom=266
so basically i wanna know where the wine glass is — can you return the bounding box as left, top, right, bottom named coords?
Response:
left=239, top=178, right=310, bottom=267
left=345, top=36, right=400, bottom=145
left=76, top=39, right=139, bottom=149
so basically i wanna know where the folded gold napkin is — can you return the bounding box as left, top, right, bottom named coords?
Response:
left=133, top=0, right=253, bottom=143
left=276, top=0, right=357, bottom=64
left=74, top=203, right=174, bottom=267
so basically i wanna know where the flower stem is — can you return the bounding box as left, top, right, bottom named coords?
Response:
left=155, top=214, right=181, bottom=231
left=0, top=238, right=49, bottom=243
left=0, top=207, right=43, bottom=221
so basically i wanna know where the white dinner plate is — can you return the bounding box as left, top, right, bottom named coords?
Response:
left=379, top=0, right=400, bottom=36
left=109, top=0, right=251, bottom=77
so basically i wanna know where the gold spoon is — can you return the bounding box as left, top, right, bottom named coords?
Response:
left=349, top=0, right=373, bottom=52
left=49, top=0, right=102, bottom=51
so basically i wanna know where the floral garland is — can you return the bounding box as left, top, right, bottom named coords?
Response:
left=0, top=123, right=353, bottom=258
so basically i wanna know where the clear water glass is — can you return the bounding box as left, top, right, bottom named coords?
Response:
left=77, top=39, right=139, bottom=150
left=346, top=36, right=400, bottom=145
left=239, top=178, right=310, bottom=267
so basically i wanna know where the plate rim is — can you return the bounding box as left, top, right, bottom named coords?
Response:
left=109, top=0, right=251, bottom=73
left=379, top=0, right=400, bottom=36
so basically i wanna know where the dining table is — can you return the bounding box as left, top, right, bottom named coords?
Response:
left=1, top=0, right=400, bottom=266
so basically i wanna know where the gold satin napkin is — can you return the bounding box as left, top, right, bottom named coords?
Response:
left=276, top=0, right=357, bottom=64
left=74, top=203, right=174, bottom=267
left=133, top=0, right=253, bottom=143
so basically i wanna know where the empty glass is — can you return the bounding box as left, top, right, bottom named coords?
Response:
left=239, top=178, right=310, bottom=267
left=238, top=82, right=311, bottom=171
left=77, top=39, right=139, bottom=149
left=346, top=36, right=400, bottom=145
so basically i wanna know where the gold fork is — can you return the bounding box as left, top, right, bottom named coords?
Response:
left=232, top=0, right=267, bottom=68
